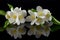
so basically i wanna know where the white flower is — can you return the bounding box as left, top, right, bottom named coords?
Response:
left=5, top=7, right=27, bottom=25
left=36, top=6, right=52, bottom=22
left=26, top=10, right=44, bottom=25
left=6, top=25, right=26, bottom=39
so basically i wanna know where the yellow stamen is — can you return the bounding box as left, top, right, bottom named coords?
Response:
left=36, top=18, right=41, bottom=22
left=18, top=15, right=23, bottom=20
left=12, top=14, right=17, bottom=19
left=46, top=13, right=50, bottom=18
left=6, top=14, right=10, bottom=19
left=38, top=12, right=43, bottom=16
left=30, top=15, right=35, bottom=20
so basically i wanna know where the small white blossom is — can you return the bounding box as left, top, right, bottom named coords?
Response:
left=5, top=7, right=27, bottom=25
left=36, top=6, right=52, bottom=22
left=26, top=10, right=44, bottom=25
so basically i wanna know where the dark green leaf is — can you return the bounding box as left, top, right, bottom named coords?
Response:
left=3, top=20, right=10, bottom=28
left=52, top=16, right=60, bottom=25
left=0, top=10, right=6, bottom=16
left=8, top=4, right=13, bottom=10
left=51, top=24, right=60, bottom=32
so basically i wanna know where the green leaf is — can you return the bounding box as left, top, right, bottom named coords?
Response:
left=31, top=9, right=37, bottom=12
left=52, top=16, right=60, bottom=25
left=8, top=4, right=13, bottom=10
left=0, top=10, right=6, bottom=16
left=3, top=20, right=10, bottom=28
left=51, top=24, right=60, bottom=32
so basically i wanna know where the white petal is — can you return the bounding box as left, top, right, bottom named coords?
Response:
left=43, top=9, right=50, bottom=15
left=11, top=7, right=14, bottom=12
left=28, top=10, right=34, bottom=15
left=31, top=19, right=37, bottom=25
left=36, top=6, right=43, bottom=12
left=9, top=18, right=15, bottom=23
left=35, top=22, right=40, bottom=25
left=39, top=16, right=45, bottom=19
left=26, top=16, right=32, bottom=22
left=34, top=12, right=37, bottom=17
left=14, top=7, right=21, bottom=13
left=19, top=7, right=21, bottom=10
left=22, top=10, right=27, bottom=17
left=7, top=11, right=12, bottom=16
left=14, top=7, right=19, bottom=11
left=16, top=16, right=20, bottom=25
left=20, top=18, right=25, bottom=23
left=49, top=16, right=52, bottom=21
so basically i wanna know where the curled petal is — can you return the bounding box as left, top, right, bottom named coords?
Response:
left=43, top=9, right=51, bottom=15
left=36, top=6, right=43, bottom=12
left=28, top=10, right=34, bottom=15
left=20, top=18, right=25, bottom=23
left=22, top=10, right=27, bottom=17
left=26, top=16, right=32, bottom=22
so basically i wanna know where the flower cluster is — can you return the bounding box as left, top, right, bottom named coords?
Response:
left=5, top=7, right=27, bottom=25
left=5, top=6, right=53, bottom=39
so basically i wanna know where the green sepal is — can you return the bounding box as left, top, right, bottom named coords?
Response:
left=52, top=16, right=60, bottom=25
left=8, top=4, right=14, bottom=10
left=51, top=16, right=60, bottom=32
left=0, top=10, right=6, bottom=16
left=3, top=20, right=10, bottom=28
left=31, top=9, right=37, bottom=12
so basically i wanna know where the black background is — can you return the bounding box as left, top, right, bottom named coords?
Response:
left=0, top=0, right=60, bottom=40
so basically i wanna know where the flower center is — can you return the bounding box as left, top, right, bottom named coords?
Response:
left=38, top=12, right=43, bottom=16
left=18, top=15, right=24, bottom=20
left=36, top=18, right=41, bottom=22
left=46, top=13, right=51, bottom=18
left=12, top=14, right=17, bottom=19
left=6, top=14, right=10, bottom=19
left=30, top=15, right=36, bottom=20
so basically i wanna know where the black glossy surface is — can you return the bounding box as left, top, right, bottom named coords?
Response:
left=0, top=0, right=60, bottom=40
